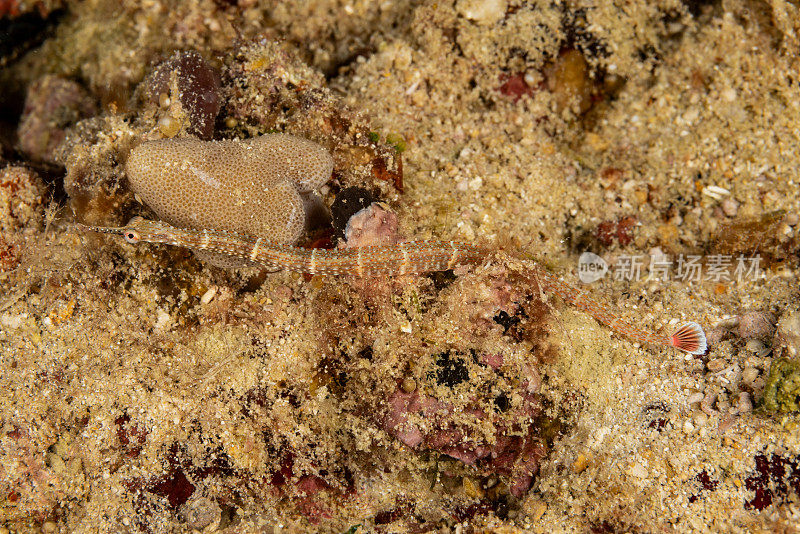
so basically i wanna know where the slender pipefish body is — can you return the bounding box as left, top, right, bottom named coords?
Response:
left=79, top=216, right=707, bottom=355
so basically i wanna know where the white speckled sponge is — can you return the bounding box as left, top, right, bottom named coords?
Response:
left=126, top=134, right=333, bottom=248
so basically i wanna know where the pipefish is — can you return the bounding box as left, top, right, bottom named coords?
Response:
left=79, top=216, right=707, bottom=355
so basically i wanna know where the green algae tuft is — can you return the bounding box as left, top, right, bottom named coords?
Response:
left=762, top=358, right=800, bottom=413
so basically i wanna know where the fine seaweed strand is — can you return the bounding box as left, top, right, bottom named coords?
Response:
left=78, top=217, right=707, bottom=355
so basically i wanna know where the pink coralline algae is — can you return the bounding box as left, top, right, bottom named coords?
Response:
left=381, top=373, right=546, bottom=497
left=343, top=202, right=400, bottom=248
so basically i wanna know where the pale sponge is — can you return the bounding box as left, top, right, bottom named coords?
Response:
left=126, top=134, right=333, bottom=248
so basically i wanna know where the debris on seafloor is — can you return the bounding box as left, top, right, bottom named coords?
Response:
left=705, top=310, right=777, bottom=345
left=710, top=210, right=799, bottom=267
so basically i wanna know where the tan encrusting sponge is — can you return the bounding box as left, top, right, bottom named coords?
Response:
left=126, top=134, right=333, bottom=249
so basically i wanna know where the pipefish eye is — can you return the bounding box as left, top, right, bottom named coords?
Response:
left=123, top=230, right=141, bottom=243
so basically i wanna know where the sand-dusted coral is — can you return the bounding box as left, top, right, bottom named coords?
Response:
left=221, top=38, right=403, bottom=198
left=59, top=37, right=403, bottom=235
left=17, top=74, right=96, bottom=164
left=0, top=165, right=45, bottom=272
left=58, top=114, right=137, bottom=225
left=380, top=364, right=546, bottom=498
left=125, top=135, right=333, bottom=253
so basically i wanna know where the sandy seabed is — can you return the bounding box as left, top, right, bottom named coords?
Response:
left=1, top=1, right=800, bottom=532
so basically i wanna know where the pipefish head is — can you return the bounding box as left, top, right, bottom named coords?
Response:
left=78, top=216, right=177, bottom=245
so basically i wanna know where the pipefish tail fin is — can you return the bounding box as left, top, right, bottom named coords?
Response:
left=669, top=321, right=707, bottom=355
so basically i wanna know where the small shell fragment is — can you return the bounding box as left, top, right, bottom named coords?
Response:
left=687, top=392, right=705, bottom=405
left=745, top=338, right=765, bottom=353
left=155, top=309, right=172, bottom=330
left=741, top=367, right=759, bottom=384
left=702, top=185, right=731, bottom=200
left=200, top=286, right=218, bottom=305
left=401, top=377, right=417, bottom=393
left=721, top=198, right=739, bottom=217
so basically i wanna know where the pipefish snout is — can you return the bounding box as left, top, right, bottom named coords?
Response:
left=79, top=217, right=707, bottom=356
